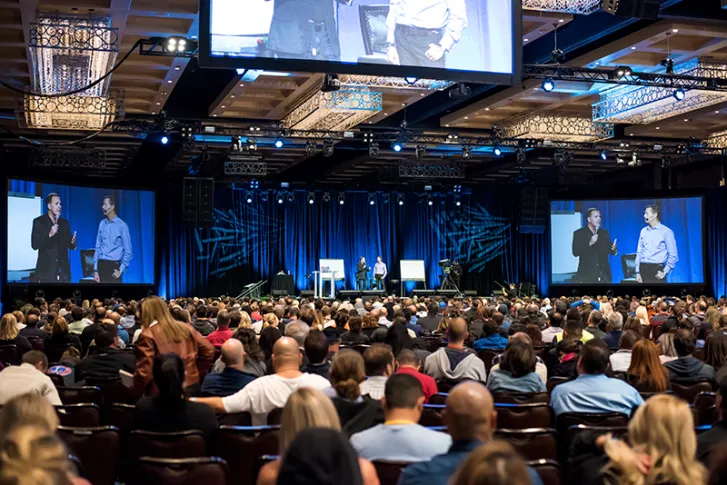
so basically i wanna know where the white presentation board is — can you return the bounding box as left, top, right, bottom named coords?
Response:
left=7, top=194, right=41, bottom=271
left=319, top=258, right=345, bottom=280
left=550, top=212, right=581, bottom=275
left=400, top=260, right=426, bottom=282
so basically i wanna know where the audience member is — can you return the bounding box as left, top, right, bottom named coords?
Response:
left=659, top=332, right=679, bottom=364
left=396, top=349, right=438, bottom=402
left=0, top=393, right=59, bottom=439
left=450, top=442, right=536, bottom=485
left=550, top=339, right=643, bottom=416
left=350, top=374, right=452, bottom=461
left=705, top=331, right=727, bottom=384
left=192, top=305, right=215, bottom=336
left=300, top=330, right=331, bottom=379
left=487, top=341, right=546, bottom=394
left=698, top=376, right=727, bottom=463
left=626, top=339, right=670, bottom=393
left=68, top=307, right=88, bottom=335
left=609, top=329, right=640, bottom=372
left=425, top=317, right=487, bottom=383
left=74, top=323, right=135, bottom=382
left=417, top=304, right=442, bottom=332
left=541, top=312, right=563, bottom=343
left=341, top=316, right=370, bottom=345
left=19, top=313, right=46, bottom=340
left=602, top=312, right=624, bottom=348
left=665, top=329, right=715, bottom=385
left=201, top=339, right=256, bottom=397
left=0, top=313, right=32, bottom=355
left=473, top=319, right=509, bottom=351
left=206, top=310, right=233, bottom=347
left=259, top=326, right=282, bottom=361
left=0, top=351, right=61, bottom=405
left=229, top=327, right=267, bottom=376
left=360, top=344, right=395, bottom=400
left=585, top=310, right=607, bottom=339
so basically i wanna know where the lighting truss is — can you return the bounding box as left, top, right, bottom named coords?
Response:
left=522, top=0, right=601, bottom=14
left=398, top=161, right=465, bottom=179
left=282, top=89, right=382, bottom=131
left=22, top=89, right=124, bottom=130
left=138, top=37, right=199, bottom=58
left=498, top=111, right=614, bottom=142
left=223, top=157, right=267, bottom=176
left=593, top=59, right=727, bottom=124
left=29, top=146, right=107, bottom=170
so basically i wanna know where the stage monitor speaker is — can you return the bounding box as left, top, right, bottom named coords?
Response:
left=519, top=187, right=548, bottom=234
left=271, top=289, right=288, bottom=297
left=438, top=290, right=458, bottom=297
left=492, top=289, right=505, bottom=296
left=363, top=290, right=385, bottom=297
left=299, top=290, right=314, bottom=299
left=338, top=290, right=360, bottom=300
left=182, top=177, right=215, bottom=227
left=464, top=290, right=477, bottom=297
left=412, top=290, right=435, bottom=297
left=601, top=0, right=660, bottom=19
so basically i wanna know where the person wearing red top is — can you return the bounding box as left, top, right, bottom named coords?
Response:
left=396, top=349, right=438, bottom=403
left=207, top=310, right=233, bottom=347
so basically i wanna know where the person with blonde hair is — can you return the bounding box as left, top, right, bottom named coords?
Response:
left=0, top=313, right=32, bottom=355
left=256, top=387, right=379, bottom=485
left=571, top=394, right=706, bottom=485
left=133, top=296, right=215, bottom=396
left=0, top=425, right=90, bottom=485
left=262, top=313, right=279, bottom=330
left=449, top=440, right=533, bottom=485
left=0, top=393, right=59, bottom=439
left=635, top=306, right=650, bottom=327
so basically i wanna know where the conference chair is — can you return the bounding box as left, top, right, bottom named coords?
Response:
left=109, top=403, right=135, bottom=436
left=68, top=454, right=85, bottom=479
left=27, top=336, right=45, bottom=352
left=56, top=403, right=101, bottom=427
left=214, top=425, right=280, bottom=485
left=46, top=343, right=79, bottom=363
left=671, top=380, right=714, bottom=403
left=528, top=459, right=562, bottom=485
left=57, top=425, right=120, bottom=485
left=133, top=457, right=229, bottom=485
left=563, top=424, right=629, bottom=460
left=493, top=392, right=550, bottom=405
left=428, top=392, right=449, bottom=405
left=127, top=430, right=207, bottom=460
left=0, top=344, right=21, bottom=366
left=694, top=348, right=706, bottom=361
left=357, top=5, right=389, bottom=64
left=254, top=455, right=280, bottom=484
left=56, top=386, right=102, bottom=406
left=495, top=403, right=551, bottom=430
left=352, top=344, right=371, bottom=354
left=372, top=460, right=409, bottom=485
left=693, top=392, right=719, bottom=426
left=640, top=325, right=652, bottom=340
left=494, top=428, right=558, bottom=461
left=546, top=376, right=572, bottom=394
left=477, top=349, right=500, bottom=373
left=267, top=407, right=283, bottom=425
left=652, top=325, right=664, bottom=341
left=217, top=411, right=253, bottom=427
left=555, top=413, right=629, bottom=441
left=419, top=404, right=445, bottom=427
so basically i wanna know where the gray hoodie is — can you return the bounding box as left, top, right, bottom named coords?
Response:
left=423, top=347, right=487, bottom=383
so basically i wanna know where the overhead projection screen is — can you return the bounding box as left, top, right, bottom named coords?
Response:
left=200, top=0, right=522, bottom=84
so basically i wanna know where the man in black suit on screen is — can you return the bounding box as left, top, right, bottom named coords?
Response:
left=571, top=207, right=618, bottom=284
left=31, top=193, right=77, bottom=283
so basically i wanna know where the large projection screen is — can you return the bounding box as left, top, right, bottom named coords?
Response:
left=550, top=197, right=705, bottom=285
left=200, top=0, right=522, bottom=84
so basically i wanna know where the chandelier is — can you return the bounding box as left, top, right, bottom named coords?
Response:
left=592, top=58, right=727, bottom=125
left=522, top=0, right=601, bottom=14
left=282, top=89, right=382, bottom=131
left=705, top=130, right=727, bottom=150
left=24, top=15, right=122, bottom=130
left=498, top=111, right=614, bottom=142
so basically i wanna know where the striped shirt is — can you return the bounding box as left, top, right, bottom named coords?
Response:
left=360, top=376, right=388, bottom=400
left=0, top=363, right=62, bottom=406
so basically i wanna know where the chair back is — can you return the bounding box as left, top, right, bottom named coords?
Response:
left=546, top=377, right=572, bottom=394
left=57, top=386, right=102, bottom=405
left=528, top=459, right=561, bottom=485
left=372, top=460, right=409, bottom=485
left=477, top=349, right=499, bottom=372
left=694, top=391, right=717, bottom=409
left=555, top=412, right=629, bottom=437
left=267, top=407, right=283, bottom=425
left=494, top=392, right=549, bottom=405
left=564, top=424, right=628, bottom=461
left=672, top=381, right=714, bottom=403
left=57, top=426, right=120, bottom=485
left=694, top=348, right=706, bottom=361
left=214, top=425, right=280, bottom=485
left=134, top=457, right=228, bottom=485
left=419, top=404, right=445, bottom=427
left=652, top=325, right=664, bottom=341
left=0, top=345, right=21, bottom=366
left=495, top=403, right=551, bottom=429
left=428, top=393, right=448, bottom=405
left=358, top=5, right=389, bottom=56
left=109, top=403, right=135, bottom=436
left=46, top=343, right=78, bottom=363
left=640, top=325, right=652, bottom=340
left=495, top=428, right=557, bottom=461
left=56, top=404, right=101, bottom=427
left=352, top=344, right=370, bottom=354
left=27, top=336, right=45, bottom=352
left=128, top=430, right=206, bottom=459
left=86, top=376, right=133, bottom=405
left=217, top=412, right=253, bottom=427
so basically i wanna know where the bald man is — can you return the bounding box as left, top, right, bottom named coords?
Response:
left=193, top=337, right=330, bottom=425
left=200, top=339, right=256, bottom=397
left=399, top=382, right=543, bottom=485
left=424, top=317, right=487, bottom=383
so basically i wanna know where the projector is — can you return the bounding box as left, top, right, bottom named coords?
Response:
left=448, top=83, right=472, bottom=99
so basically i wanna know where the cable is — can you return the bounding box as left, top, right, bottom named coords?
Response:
left=0, top=39, right=142, bottom=98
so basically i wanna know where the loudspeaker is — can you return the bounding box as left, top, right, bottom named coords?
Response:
left=363, top=290, right=385, bottom=297
left=519, top=187, right=548, bottom=234
left=198, top=178, right=215, bottom=227
left=182, top=177, right=215, bottom=227
left=601, top=0, right=660, bottom=19
left=299, top=290, right=314, bottom=299
left=182, top=178, right=198, bottom=225
left=338, top=290, right=360, bottom=300
left=438, top=290, right=458, bottom=297
left=271, top=290, right=288, bottom=297
left=412, top=290, right=435, bottom=297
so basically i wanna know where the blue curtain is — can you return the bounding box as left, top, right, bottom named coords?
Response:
left=159, top=185, right=549, bottom=298
left=707, top=188, right=727, bottom=298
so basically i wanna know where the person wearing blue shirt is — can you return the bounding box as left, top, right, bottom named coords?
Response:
left=201, top=339, right=256, bottom=397
left=473, top=320, right=509, bottom=352
left=551, top=339, right=643, bottom=417
left=570, top=298, right=600, bottom=311
left=94, top=195, right=132, bottom=283
left=398, top=381, right=543, bottom=485
left=635, top=204, right=678, bottom=284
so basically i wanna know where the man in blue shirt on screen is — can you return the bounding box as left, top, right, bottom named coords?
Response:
left=94, top=195, right=132, bottom=283
left=635, top=204, right=678, bottom=284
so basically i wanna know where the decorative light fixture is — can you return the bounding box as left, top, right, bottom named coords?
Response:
left=705, top=130, right=727, bottom=149
left=499, top=111, right=614, bottom=142
left=23, top=91, right=122, bottom=130
left=522, top=0, right=600, bottom=14
left=282, top=89, right=382, bottom=131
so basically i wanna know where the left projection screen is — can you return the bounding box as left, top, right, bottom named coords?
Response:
left=7, top=179, right=155, bottom=284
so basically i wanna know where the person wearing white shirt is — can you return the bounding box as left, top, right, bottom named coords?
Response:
left=0, top=351, right=62, bottom=406
left=193, top=337, right=329, bottom=425
left=609, top=330, right=640, bottom=372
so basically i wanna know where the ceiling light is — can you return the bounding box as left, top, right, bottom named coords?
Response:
left=541, top=78, right=555, bottom=92
left=274, top=139, right=284, bottom=148
left=393, top=142, right=403, bottom=152
left=494, top=146, right=502, bottom=156
left=673, top=88, right=686, bottom=101
left=161, top=136, right=169, bottom=145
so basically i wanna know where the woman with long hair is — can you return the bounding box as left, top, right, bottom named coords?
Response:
left=658, top=333, right=679, bottom=364
left=256, top=387, right=379, bottom=485
left=450, top=440, right=532, bottom=485
left=259, top=326, right=282, bottom=362
left=0, top=313, right=32, bottom=355
left=262, top=313, right=279, bottom=331
left=132, top=353, right=218, bottom=439
left=0, top=393, right=60, bottom=439
left=635, top=306, right=650, bottom=327
left=361, top=314, right=379, bottom=339
left=44, top=316, right=81, bottom=362
left=327, top=350, right=384, bottom=435
left=133, top=297, right=215, bottom=396
left=384, top=317, right=412, bottom=357
left=600, top=302, right=615, bottom=320
left=705, top=331, right=727, bottom=383
left=571, top=394, right=706, bottom=485
left=627, top=339, right=669, bottom=392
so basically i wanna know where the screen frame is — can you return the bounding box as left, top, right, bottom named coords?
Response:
left=548, top=195, right=706, bottom=287
left=198, top=0, right=523, bottom=85
left=5, top=176, right=157, bottom=286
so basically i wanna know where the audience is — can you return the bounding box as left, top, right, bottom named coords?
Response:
left=473, top=319, right=509, bottom=351
left=550, top=339, right=643, bottom=416
left=396, top=349, right=438, bottom=402
left=0, top=351, right=61, bottom=405
left=698, top=376, right=727, bottom=463
left=425, top=317, right=487, bottom=383
left=360, top=344, right=395, bottom=400
left=206, top=310, right=233, bottom=347
left=585, top=310, right=607, bottom=339
left=705, top=331, right=727, bottom=383
left=609, top=329, right=640, bottom=372
left=351, top=374, right=452, bottom=461
left=341, top=316, right=370, bottom=345
left=74, top=323, right=135, bottom=382
left=0, top=313, right=32, bottom=355
left=665, top=329, right=716, bottom=385
left=602, top=312, right=624, bottom=348
left=626, top=339, right=670, bottom=392
left=192, top=305, right=215, bottom=336
left=541, top=312, right=563, bottom=343
left=300, top=330, right=331, bottom=379
left=201, top=338, right=256, bottom=397
left=450, top=441, right=536, bottom=485
left=487, top=341, right=546, bottom=394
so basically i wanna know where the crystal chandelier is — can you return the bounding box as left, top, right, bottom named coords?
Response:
left=522, top=0, right=601, bottom=14
left=283, top=89, right=382, bottom=131
left=498, top=111, right=614, bottom=142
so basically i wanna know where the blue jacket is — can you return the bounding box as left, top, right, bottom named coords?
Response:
left=398, top=439, right=543, bottom=485
left=473, top=334, right=509, bottom=351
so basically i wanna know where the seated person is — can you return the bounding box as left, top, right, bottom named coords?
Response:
left=396, top=349, right=438, bottom=403
left=350, top=374, right=452, bottom=462
left=75, top=323, right=136, bottom=383
left=665, top=329, right=715, bottom=386
left=0, top=351, right=61, bottom=406
left=626, top=339, right=670, bottom=393
left=602, top=313, right=624, bottom=348
left=550, top=339, right=643, bottom=417
left=489, top=332, right=547, bottom=384
left=132, top=353, right=218, bottom=440
left=473, top=319, right=508, bottom=351
left=340, top=316, right=370, bottom=345
left=300, top=330, right=331, bottom=380
left=487, top=341, right=546, bottom=394
left=206, top=310, right=233, bottom=347
left=0, top=313, right=32, bottom=355
left=424, top=317, right=487, bottom=383
left=359, top=344, right=395, bottom=400
left=609, top=330, right=640, bottom=373
left=697, top=376, right=727, bottom=463
left=19, top=313, right=47, bottom=340
left=201, top=339, right=256, bottom=397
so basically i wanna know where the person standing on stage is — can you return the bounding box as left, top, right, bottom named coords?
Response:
left=31, top=193, right=77, bottom=283
left=373, top=256, right=388, bottom=291
left=635, top=204, right=678, bottom=284
left=571, top=208, right=618, bottom=284
left=94, top=195, right=132, bottom=283
left=356, top=257, right=370, bottom=291
left=386, top=0, right=468, bottom=68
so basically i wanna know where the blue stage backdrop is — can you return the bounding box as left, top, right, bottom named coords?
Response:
left=7, top=180, right=155, bottom=284
left=158, top=185, right=549, bottom=299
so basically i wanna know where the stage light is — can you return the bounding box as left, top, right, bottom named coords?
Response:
left=600, top=150, right=608, bottom=160
left=453, top=184, right=462, bottom=193
left=287, top=192, right=294, bottom=203
left=274, top=139, right=284, bottom=148
left=462, top=146, right=471, bottom=160
left=307, top=192, right=315, bottom=205
left=246, top=191, right=253, bottom=204
left=455, top=196, right=461, bottom=207
left=615, top=66, right=632, bottom=78
left=405, top=77, right=418, bottom=85
left=338, top=193, right=345, bottom=205
left=493, top=146, right=502, bottom=156
left=250, top=179, right=259, bottom=189
left=323, top=139, right=335, bottom=157
left=368, top=193, right=375, bottom=206
left=427, top=195, right=433, bottom=206
left=161, top=136, right=169, bottom=145
left=369, top=142, right=380, bottom=159
left=247, top=138, right=258, bottom=151
left=393, top=142, right=403, bottom=152
left=321, top=73, right=341, bottom=92
left=415, top=145, right=427, bottom=159
left=397, top=194, right=404, bottom=206
left=541, top=78, right=555, bottom=92
left=382, top=193, right=390, bottom=204
left=673, top=88, right=686, bottom=101
left=261, top=192, right=269, bottom=202
left=277, top=193, right=284, bottom=204
left=322, top=192, right=331, bottom=203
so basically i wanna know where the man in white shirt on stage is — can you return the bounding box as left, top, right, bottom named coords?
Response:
left=373, top=256, right=388, bottom=292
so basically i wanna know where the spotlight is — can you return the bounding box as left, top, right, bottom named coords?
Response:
left=369, top=142, right=380, bottom=159
left=161, top=136, right=169, bottom=145
left=338, top=193, right=345, bottom=205
left=321, top=73, right=341, bottom=93
left=448, top=82, right=472, bottom=99
left=322, top=192, right=331, bottom=203
left=247, top=138, right=258, bottom=151
left=166, top=38, right=176, bottom=50
left=260, top=192, right=269, bottom=202
left=541, top=78, right=555, bottom=92
left=493, top=146, right=502, bottom=157
left=382, top=193, right=390, bottom=204
left=673, top=88, right=686, bottom=101
left=274, top=139, right=284, bottom=148
left=447, top=133, right=459, bottom=141
left=660, top=57, right=675, bottom=74
left=323, top=140, right=334, bottom=157
left=246, top=191, right=253, bottom=204
left=397, top=194, right=404, bottom=206
left=250, top=179, right=259, bottom=189
left=404, top=77, right=418, bottom=85
left=600, top=150, right=608, bottom=160
left=462, top=146, right=472, bottom=160
left=455, top=196, right=461, bottom=207
left=305, top=141, right=316, bottom=156
left=368, top=193, right=375, bottom=206
left=393, top=142, right=403, bottom=152
left=427, top=195, right=433, bottom=206
left=453, top=185, right=462, bottom=193
left=161, top=36, right=197, bottom=56
left=287, top=192, right=294, bottom=203
left=415, top=145, right=427, bottom=160
left=307, top=192, right=315, bottom=205
left=615, top=66, right=632, bottom=78
left=277, top=193, right=284, bottom=204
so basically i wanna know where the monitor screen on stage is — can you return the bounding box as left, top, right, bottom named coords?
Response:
left=201, top=0, right=520, bottom=84
left=550, top=197, right=704, bottom=285
left=7, top=179, right=155, bottom=284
